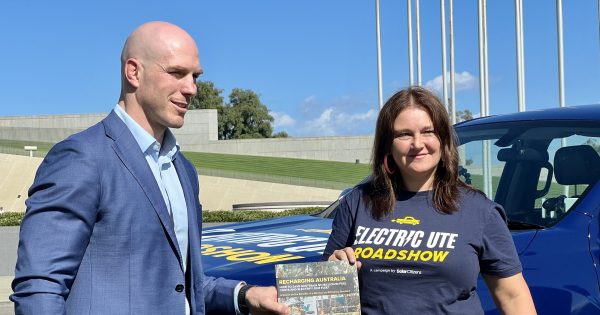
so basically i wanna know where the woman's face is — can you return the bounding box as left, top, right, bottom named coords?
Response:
left=390, top=106, right=441, bottom=190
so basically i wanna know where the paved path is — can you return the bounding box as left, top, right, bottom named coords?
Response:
left=0, top=227, right=18, bottom=276
left=0, top=303, right=12, bottom=315
left=0, top=227, right=18, bottom=315
left=0, top=276, right=12, bottom=315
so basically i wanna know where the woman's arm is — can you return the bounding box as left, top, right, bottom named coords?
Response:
left=483, top=272, right=536, bottom=315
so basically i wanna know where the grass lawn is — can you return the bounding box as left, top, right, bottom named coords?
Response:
left=0, top=139, right=54, bottom=157
left=0, top=139, right=370, bottom=189
left=183, top=151, right=370, bottom=189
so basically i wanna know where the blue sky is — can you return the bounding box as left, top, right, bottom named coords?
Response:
left=1, top=1, right=599, bottom=137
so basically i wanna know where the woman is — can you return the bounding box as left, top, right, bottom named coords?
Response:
left=324, top=87, right=536, bottom=314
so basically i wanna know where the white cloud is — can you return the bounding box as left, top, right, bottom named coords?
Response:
left=389, top=80, right=405, bottom=90
left=285, top=93, right=378, bottom=136
left=303, top=108, right=336, bottom=136
left=299, top=108, right=378, bottom=136
left=303, top=95, right=317, bottom=103
left=338, top=109, right=378, bottom=124
left=299, top=95, right=319, bottom=114
left=425, top=71, right=477, bottom=94
left=270, top=111, right=296, bottom=128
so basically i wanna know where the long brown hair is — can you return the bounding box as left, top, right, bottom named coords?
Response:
left=366, top=86, right=470, bottom=219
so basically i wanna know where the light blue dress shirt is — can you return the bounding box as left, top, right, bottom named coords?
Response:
left=114, top=105, right=189, bottom=271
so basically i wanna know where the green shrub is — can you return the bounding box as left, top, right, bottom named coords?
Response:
left=0, top=212, right=24, bottom=226
left=202, top=207, right=322, bottom=222
left=0, top=207, right=323, bottom=226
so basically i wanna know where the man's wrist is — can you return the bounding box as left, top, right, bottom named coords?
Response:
left=237, top=284, right=256, bottom=315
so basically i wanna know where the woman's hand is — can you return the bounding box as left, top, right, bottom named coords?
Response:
left=328, top=247, right=362, bottom=269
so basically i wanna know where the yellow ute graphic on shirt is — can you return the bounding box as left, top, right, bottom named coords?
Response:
left=353, top=216, right=458, bottom=263
left=391, top=216, right=420, bottom=225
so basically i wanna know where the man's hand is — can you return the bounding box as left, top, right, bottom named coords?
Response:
left=328, top=247, right=362, bottom=269
left=245, top=286, right=290, bottom=315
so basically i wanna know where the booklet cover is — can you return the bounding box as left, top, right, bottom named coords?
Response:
left=275, top=260, right=361, bottom=315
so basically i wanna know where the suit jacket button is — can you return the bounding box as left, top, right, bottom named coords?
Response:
left=175, top=284, right=184, bottom=292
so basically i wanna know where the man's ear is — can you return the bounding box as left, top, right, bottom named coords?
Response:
left=125, top=58, right=141, bottom=88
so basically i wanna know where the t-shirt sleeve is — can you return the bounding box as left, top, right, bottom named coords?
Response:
left=479, top=203, right=522, bottom=277
left=322, top=195, right=356, bottom=260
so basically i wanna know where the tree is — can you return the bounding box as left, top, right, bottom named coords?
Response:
left=272, top=131, right=289, bottom=138
left=189, top=81, right=286, bottom=139
left=225, top=88, right=274, bottom=140
left=217, top=103, right=240, bottom=140
left=189, top=81, right=232, bottom=140
left=189, top=81, right=224, bottom=110
left=456, top=109, right=474, bottom=122
left=585, top=139, right=600, bottom=154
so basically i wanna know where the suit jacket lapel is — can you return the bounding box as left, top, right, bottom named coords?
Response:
left=102, top=111, right=180, bottom=253
left=173, top=153, right=201, bottom=308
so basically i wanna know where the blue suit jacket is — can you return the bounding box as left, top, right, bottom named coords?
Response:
left=11, top=111, right=239, bottom=314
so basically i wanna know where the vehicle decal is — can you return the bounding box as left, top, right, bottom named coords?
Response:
left=202, top=228, right=236, bottom=234
left=201, top=244, right=304, bottom=264
left=296, top=229, right=332, bottom=234
left=203, top=232, right=328, bottom=251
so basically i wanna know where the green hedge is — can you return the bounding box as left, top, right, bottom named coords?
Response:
left=202, top=207, right=321, bottom=223
left=0, top=212, right=24, bottom=226
left=0, top=207, right=323, bottom=227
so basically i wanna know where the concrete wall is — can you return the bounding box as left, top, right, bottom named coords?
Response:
left=0, top=153, right=340, bottom=212
left=196, top=136, right=373, bottom=164
left=0, top=111, right=374, bottom=163
left=0, top=113, right=105, bottom=143
left=0, top=110, right=217, bottom=144
left=0, top=113, right=106, bottom=128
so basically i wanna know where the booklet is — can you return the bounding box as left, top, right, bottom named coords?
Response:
left=275, top=260, right=361, bottom=315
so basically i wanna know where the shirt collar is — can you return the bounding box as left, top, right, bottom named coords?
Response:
left=113, top=104, right=179, bottom=159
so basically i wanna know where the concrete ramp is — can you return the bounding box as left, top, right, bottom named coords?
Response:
left=0, top=153, right=341, bottom=212
left=199, top=175, right=340, bottom=211
left=0, top=154, right=41, bottom=212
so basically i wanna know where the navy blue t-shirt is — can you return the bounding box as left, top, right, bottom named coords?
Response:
left=323, top=184, right=521, bottom=315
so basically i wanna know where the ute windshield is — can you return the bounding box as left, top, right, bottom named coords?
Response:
left=456, top=120, right=600, bottom=229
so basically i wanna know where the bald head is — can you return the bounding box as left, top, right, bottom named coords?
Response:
left=121, top=21, right=198, bottom=69
left=117, top=21, right=202, bottom=141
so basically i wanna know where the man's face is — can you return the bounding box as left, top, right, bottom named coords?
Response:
left=136, top=40, right=202, bottom=134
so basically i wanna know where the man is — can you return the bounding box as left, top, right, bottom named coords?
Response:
left=11, top=21, right=289, bottom=315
